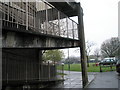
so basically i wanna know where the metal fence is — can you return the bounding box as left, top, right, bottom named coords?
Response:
left=0, top=1, right=78, bottom=39
left=2, top=49, right=57, bottom=86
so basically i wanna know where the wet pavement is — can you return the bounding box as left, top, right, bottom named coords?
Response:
left=87, top=71, right=120, bottom=88
left=49, top=71, right=96, bottom=88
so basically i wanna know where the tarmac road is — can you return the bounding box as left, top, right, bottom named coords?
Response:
left=87, top=71, right=120, bottom=88
left=48, top=71, right=96, bottom=88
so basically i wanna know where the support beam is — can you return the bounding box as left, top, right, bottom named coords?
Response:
left=77, top=3, right=88, bottom=88
left=3, top=31, right=79, bottom=49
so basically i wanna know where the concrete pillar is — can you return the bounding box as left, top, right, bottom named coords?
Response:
left=77, top=3, right=88, bottom=88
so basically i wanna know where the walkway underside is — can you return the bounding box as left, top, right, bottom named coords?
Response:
left=2, top=28, right=79, bottom=49
left=48, top=2, right=78, bottom=17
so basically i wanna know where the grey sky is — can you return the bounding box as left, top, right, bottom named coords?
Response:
left=81, top=0, right=118, bottom=47
left=63, top=0, right=119, bottom=57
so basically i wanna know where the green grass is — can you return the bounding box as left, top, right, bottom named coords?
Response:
left=57, top=63, right=116, bottom=72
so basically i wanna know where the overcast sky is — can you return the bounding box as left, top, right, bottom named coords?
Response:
left=62, top=0, right=119, bottom=58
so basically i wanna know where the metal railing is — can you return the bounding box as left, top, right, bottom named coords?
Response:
left=1, top=1, right=78, bottom=39
left=2, top=50, right=57, bottom=84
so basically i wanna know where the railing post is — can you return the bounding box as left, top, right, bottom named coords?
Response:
left=72, top=21, right=74, bottom=39
left=45, top=4, right=48, bottom=34
left=25, top=55, right=27, bottom=83
left=48, top=62, right=50, bottom=81
left=17, top=9, right=18, bottom=28
left=62, top=63, right=64, bottom=80
left=66, top=18, right=69, bottom=38
left=26, top=1, right=28, bottom=30
left=7, top=2, right=9, bottom=21
left=58, top=11, right=60, bottom=36
left=38, top=50, right=42, bottom=81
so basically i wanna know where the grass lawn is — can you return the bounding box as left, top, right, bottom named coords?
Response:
left=57, top=63, right=116, bottom=72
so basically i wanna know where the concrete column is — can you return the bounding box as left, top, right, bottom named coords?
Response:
left=118, top=2, right=120, bottom=60
left=77, top=3, right=88, bottom=88
left=0, top=48, right=1, bottom=90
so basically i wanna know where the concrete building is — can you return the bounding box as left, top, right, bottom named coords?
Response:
left=1, top=0, right=88, bottom=89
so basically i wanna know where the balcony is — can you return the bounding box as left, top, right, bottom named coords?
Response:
left=1, top=1, right=78, bottom=40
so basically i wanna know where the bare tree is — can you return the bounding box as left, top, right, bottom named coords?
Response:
left=101, top=37, right=120, bottom=58
left=85, top=41, right=95, bottom=67
left=74, top=41, right=95, bottom=67
left=94, top=48, right=100, bottom=62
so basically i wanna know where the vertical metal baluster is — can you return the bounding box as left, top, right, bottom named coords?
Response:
left=21, top=1, right=24, bottom=27
left=52, top=8, right=55, bottom=35
left=42, top=2, right=45, bottom=33
left=26, top=58, right=27, bottom=83
left=26, top=1, right=28, bottom=30
left=40, top=2, right=42, bottom=32
left=77, top=24, right=79, bottom=39
left=58, top=11, right=60, bottom=36
left=3, top=3, right=5, bottom=21
left=66, top=18, right=68, bottom=38
left=72, top=21, right=74, bottom=39
left=7, top=1, right=9, bottom=21
left=6, top=55, right=8, bottom=84
left=34, top=2, right=36, bottom=31
left=16, top=9, right=18, bottom=28
left=45, top=3, right=48, bottom=34
left=48, top=62, right=50, bottom=81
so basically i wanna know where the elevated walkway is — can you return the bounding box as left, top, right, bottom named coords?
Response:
left=1, top=1, right=80, bottom=49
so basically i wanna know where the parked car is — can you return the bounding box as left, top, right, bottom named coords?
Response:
left=116, top=60, right=120, bottom=74
left=99, top=58, right=117, bottom=65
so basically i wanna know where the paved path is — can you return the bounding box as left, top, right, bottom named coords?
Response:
left=49, top=71, right=96, bottom=88
left=87, top=71, right=120, bottom=88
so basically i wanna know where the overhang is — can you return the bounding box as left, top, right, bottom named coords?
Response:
left=47, top=1, right=78, bottom=17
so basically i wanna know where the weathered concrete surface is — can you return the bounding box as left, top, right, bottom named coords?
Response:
left=2, top=31, right=79, bottom=49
